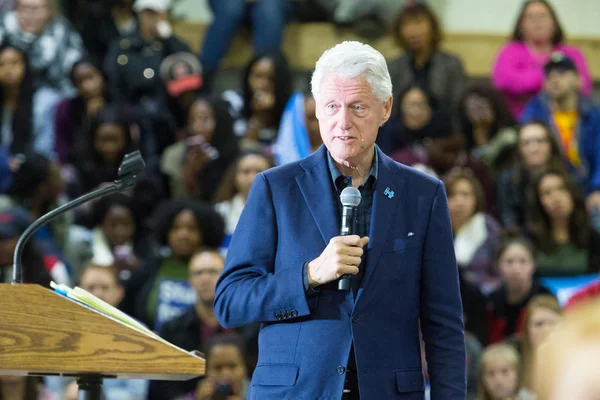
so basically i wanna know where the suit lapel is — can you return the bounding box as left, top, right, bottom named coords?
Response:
left=355, top=149, right=405, bottom=306
left=296, top=146, right=338, bottom=245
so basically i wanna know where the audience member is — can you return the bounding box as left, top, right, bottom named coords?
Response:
left=0, top=376, right=49, bottom=400
left=214, top=151, right=272, bottom=239
left=193, top=334, right=250, bottom=400
left=465, top=332, right=483, bottom=400
left=80, top=0, right=137, bottom=68
left=521, top=52, right=600, bottom=207
left=475, top=343, right=535, bottom=400
left=457, top=84, right=518, bottom=175
left=72, top=104, right=137, bottom=195
left=444, top=168, right=501, bottom=294
left=518, top=295, right=561, bottom=391
left=492, top=0, right=591, bottom=118
left=388, top=4, right=466, bottom=113
left=45, top=265, right=148, bottom=400
left=488, top=230, right=552, bottom=344
left=0, top=44, right=55, bottom=158
left=497, top=122, right=564, bottom=229
left=273, top=92, right=321, bottom=165
left=199, top=0, right=292, bottom=92
left=160, top=96, right=239, bottom=201
left=528, top=168, right=600, bottom=276
left=377, top=84, right=453, bottom=153
left=54, top=60, right=109, bottom=165
left=150, top=249, right=258, bottom=399
left=120, top=200, right=225, bottom=330
left=103, top=0, right=189, bottom=105
left=0, top=0, right=84, bottom=95
left=460, top=273, right=490, bottom=348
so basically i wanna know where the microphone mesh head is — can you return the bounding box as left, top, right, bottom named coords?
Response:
left=340, top=187, right=361, bottom=207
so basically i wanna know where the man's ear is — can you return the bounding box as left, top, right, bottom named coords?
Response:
left=381, top=96, right=393, bottom=125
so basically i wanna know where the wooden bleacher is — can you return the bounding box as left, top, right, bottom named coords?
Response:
left=172, top=21, right=600, bottom=80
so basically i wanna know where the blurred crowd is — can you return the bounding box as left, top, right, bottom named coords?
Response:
left=0, top=0, right=599, bottom=399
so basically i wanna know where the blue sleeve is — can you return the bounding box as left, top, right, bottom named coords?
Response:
left=420, top=182, right=467, bottom=400
left=214, top=174, right=312, bottom=328
left=32, top=88, right=61, bottom=158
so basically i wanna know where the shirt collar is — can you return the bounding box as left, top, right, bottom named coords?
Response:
left=327, top=146, right=378, bottom=190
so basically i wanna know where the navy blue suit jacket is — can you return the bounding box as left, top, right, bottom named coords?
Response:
left=214, top=146, right=466, bottom=400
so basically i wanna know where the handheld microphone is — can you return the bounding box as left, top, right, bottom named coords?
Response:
left=338, top=187, right=361, bottom=291
left=11, top=151, right=145, bottom=284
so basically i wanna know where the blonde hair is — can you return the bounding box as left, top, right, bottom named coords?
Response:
left=534, top=298, right=600, bottom=400
left=520, top=295, right=561, bottom=390
left=476, top=343, right=521, bottom=400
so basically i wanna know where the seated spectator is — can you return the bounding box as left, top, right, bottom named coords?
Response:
left=54, top=60, right=110, bottom=165
left=476, top=343, right=536, bottom=400
left=0, top=44, right=56, bottom=157
left=457, top=84, right=518, bottom=175
left=392, top=129, right=496, bottom=214
left=492, top=0, right=591, bottom=118
left=120, top=200, right=225, bottom=330
left=488, top=230, right=552, bottom=344
left=521, top=53, right=600, bottom=207
left=528, top=168, right=600, bottom=276
left=214, top=151, right=273, bottom=240
left=377, top=84, right=453, bottom=154
left=64, top=194, right=151, bottom=281
left=160, top=96, right=239, bottom=201
left=0, top=376, right=51, bottom=400
left=0, top=207, right=57, bottom=286
left=72, top=104, right=137, bottom=195
left=199, top=0, right=292, bottom=91
left=0, top=152, right=72, bottom=284
left=80, top=0, right=137, bottom=68
left=223, top=52, right=292, bottom=145
left=518, top=295, right=561, bottom=391
left=193, top=334, right=251, bottom=400
left=45, top=265, right=148, bottom=400
left=444, top=168, right=501, bottom=294
left=388, top=4, right=466, bottom=113
left=150, top=249, right=258, bottom=399
left=0, top=0, right=84, bottom=95
left=497, top=122, right=565, bottom=229
left=273, top=92, right=321, bottom=165
left=103, top=0, right=189, bottom=106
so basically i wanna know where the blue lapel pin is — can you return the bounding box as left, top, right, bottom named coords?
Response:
left=384, top=187, right=395, bottom=199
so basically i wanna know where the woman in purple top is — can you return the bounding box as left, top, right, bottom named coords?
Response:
left=492, top=0, right=592, bottom=119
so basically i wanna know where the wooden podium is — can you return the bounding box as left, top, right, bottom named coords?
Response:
left=0, top=283, right=205, bottom=399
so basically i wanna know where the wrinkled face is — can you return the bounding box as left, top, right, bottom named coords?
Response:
left=73, top=63, right=104, bottom=99
left=498, top=243, right=535, bottom=294
left=188, top=99, right=216, bottom=141
left=528, top=307, right=561, bottom=350
left=483, top=359, right=518, bottom=400
left=17, top=0, right=51, bottom=35
left=188, top=251, right=223, bottom=303
left=79, top=268, right=123, bottom=307
left=401, top=88, right=431, bottom=130
left=94, top=123, right=127, bottom=163
left=101, top=205, right=135, bottom=248
left=448, top=178, right=478, bottom=229
left=234, top=154, right=270, bottom=199
left=167, top=210, right=202, bottom=258
left=316, top=74, right=392, bottom=164
left=544, top=70, right=581, bottom=100
left=0, top=48, right=26, bottom=88
left=207, top=344, right=247, bottom=387
left=538, top=174, right=574, bottom=221
left=399, top=15, right=433, bottom=52
left=518, top=124, right=552, bottom=170
left=520, top=1, right=555, bottom=44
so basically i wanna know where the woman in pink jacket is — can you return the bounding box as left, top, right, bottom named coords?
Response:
left=492, top=0, right=591, bottom=118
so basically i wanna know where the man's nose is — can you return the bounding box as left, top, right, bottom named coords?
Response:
left=338, top=107, right=352, bottom=131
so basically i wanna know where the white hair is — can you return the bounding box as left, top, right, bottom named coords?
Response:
left=310, top=41, right=392, bottom=103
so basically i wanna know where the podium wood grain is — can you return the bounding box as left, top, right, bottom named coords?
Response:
left=0, top=284, right=205, bottom=379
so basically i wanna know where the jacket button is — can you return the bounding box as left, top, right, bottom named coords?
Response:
left=352, top=316, right=360, bottom=323
left=291, top=310, right=298, bottom=317
left=337, top=366, right=346, bottom=374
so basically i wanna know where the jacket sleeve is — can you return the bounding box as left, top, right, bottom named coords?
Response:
left=214, top=173, right=312, bottom=328
left=492, top=43, right=544, bottom=95
left=420, top=181, right=466, bottom=400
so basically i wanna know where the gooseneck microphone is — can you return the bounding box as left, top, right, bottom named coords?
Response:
left=12, top=151, right=145, bottom=284
left=338, top=186, right=362, bottom=291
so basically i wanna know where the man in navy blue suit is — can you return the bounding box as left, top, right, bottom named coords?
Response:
left=214, top=41, right=466, bottom=399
